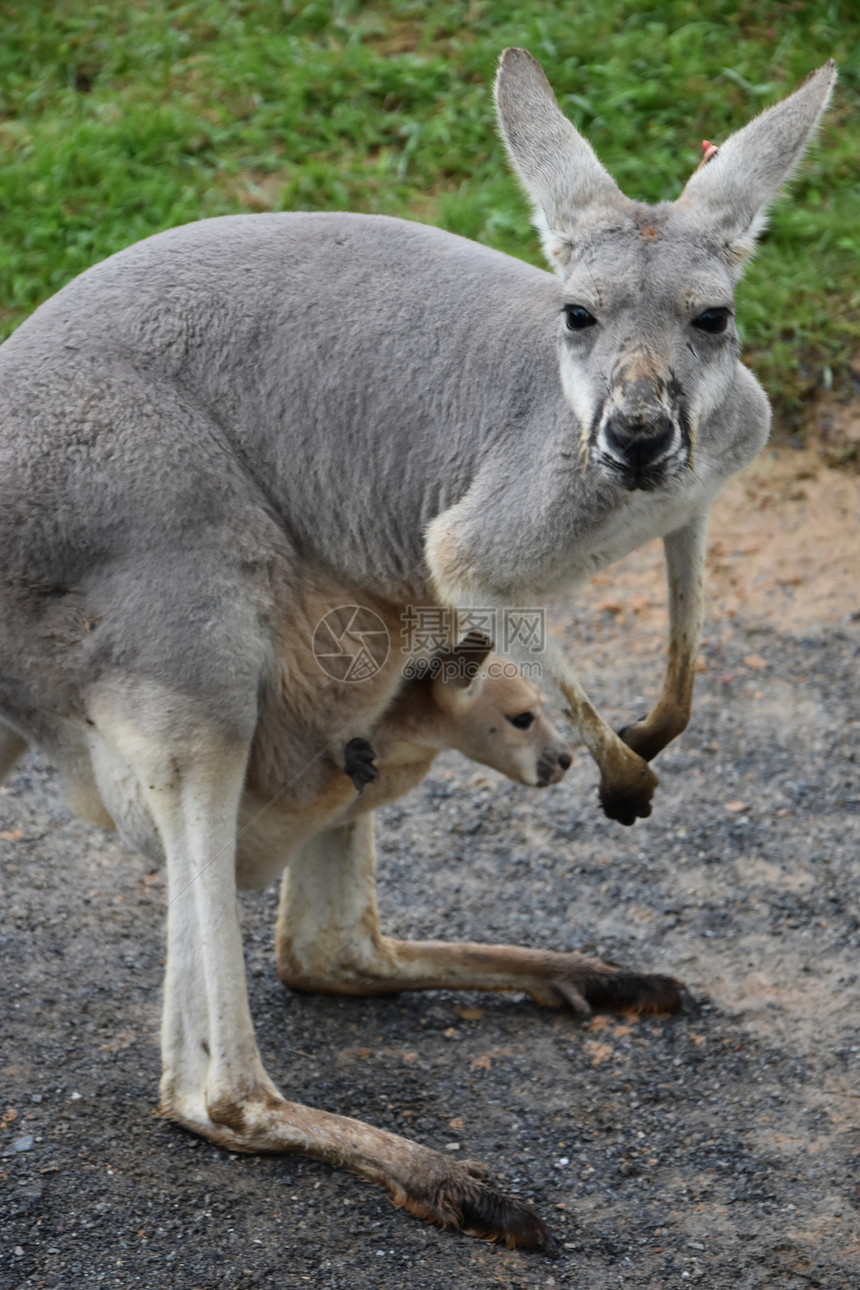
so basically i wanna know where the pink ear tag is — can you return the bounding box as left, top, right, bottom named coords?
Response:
left=701, top=140, right=720, bottom=164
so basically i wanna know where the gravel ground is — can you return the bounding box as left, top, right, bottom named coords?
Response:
left=1, top=444, right=858, bottom=1289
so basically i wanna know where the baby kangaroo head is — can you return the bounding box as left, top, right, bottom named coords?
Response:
left=431, top=641, right=572, bottom=788
left=495, top=49, right=836, bottom=492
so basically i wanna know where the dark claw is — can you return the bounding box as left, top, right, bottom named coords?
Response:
left=617, top=713, right=649, bottom=743
left=344, top=737, right=379, bottom=793
left=617, top=713, right=662, bottom=763
left=618, top=711, right=689, bottom=765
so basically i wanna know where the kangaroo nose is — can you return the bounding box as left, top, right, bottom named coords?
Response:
left=604, top=414, right=675, bottom=470
left=537, top=748, right=572, bottom=785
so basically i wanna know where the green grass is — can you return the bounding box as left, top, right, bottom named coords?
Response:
left=1, top=0, right=857, bottom=420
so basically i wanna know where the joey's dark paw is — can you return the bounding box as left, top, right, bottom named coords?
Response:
left=344, top=737, right=379, bottom=793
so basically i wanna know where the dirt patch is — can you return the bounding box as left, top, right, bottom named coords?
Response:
left=557, top=426, right=859, bottom=676
left=813, top=391, right=860, bottom=471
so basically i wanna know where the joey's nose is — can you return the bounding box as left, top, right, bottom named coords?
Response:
left=538, top=748, right=572, bottom=785
left=604, top=414, right=676, bottom=471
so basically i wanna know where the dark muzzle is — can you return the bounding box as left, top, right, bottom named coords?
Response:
left=603, top=411, right=676, bottom=472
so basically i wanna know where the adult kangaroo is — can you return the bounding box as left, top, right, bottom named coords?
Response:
left=0, top=50, right=834, bottom=1246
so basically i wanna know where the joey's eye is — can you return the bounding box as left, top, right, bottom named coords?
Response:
left=692, top=307, right=731, bottom=334
left=507, top=711, right=535, bottom=730
left=564, top=304, right=597, bottom=331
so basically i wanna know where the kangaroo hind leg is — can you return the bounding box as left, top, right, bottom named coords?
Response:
left=277, top=814, right=682, bottom=1015
left=93, top=686, right=544, bottom=1247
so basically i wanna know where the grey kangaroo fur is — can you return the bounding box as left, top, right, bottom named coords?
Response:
left=0, top=50, right=835, bottom=1246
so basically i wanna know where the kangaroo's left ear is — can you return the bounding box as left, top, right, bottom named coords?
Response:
left=676, top=61, right=837, bottom=278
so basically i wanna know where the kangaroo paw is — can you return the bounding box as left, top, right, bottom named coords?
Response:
left=617, top=713, right=654, bottom=758
left=598, top=761, right=658, bottom=825
left=618, top=713, right=682, bottom=764
left=344, top=737, right=379, bottom=793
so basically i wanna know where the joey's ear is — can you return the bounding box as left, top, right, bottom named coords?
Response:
left=677, top=61, right=837, bottom=278
left=431, top=631, right=493, bottom=717
left=495, top=48, right=625, bottom=273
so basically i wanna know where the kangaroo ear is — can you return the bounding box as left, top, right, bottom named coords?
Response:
left=495, top=48, right=625, bottom=273
left=678, top=61, right=837, bottom=278
left=431, top=631, right=493, bottom=717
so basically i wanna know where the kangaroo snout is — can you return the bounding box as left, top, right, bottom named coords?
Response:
left=597, top=386, right=686, bottom=489
left=602, top=410, right=679, bottom=480
left=536, top=746, right=573, bottom=787
left=591, top=357, right=688, bottom=490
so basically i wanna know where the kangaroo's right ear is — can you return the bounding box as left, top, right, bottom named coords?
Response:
left=431, top=631, right=494, bottom=717
left=495, top=48, right=625, bottom=274
left=677, top=61, right=837, bottom=278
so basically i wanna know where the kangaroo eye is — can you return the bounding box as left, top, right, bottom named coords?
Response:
left=692, top=307, right=731, bottom=334
left=507, top=711, right=535, bottom=730
left=564, top=304, right=597, bottom=331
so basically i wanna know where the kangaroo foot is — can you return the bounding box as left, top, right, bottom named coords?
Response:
left=162, top=1088, right=546, bottom=1248
left=540, top=957, right=684, bottom=1015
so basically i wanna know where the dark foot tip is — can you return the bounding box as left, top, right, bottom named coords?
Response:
left=459, top=1186, right=548, bottom=1249
left=582, top=969, right=686, bottom=1015
left=398, top=1166, right=547, bottom=1249
left=635, top=972, right=686, bottom=1014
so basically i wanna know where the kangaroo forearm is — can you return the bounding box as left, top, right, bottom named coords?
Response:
left=621, top=511, right=708, bottom=762
left=548, top=649, right=659, bottom=824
